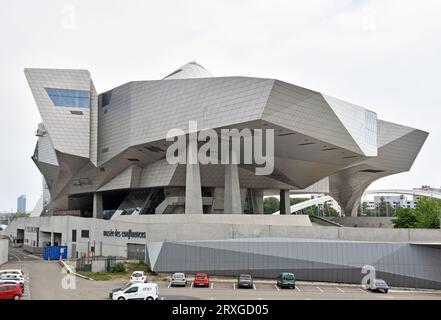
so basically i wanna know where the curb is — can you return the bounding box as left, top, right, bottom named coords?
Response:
left=57, top=260, right=95, bottom=281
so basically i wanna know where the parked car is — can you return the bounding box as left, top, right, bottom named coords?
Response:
left=237, top=274, right=254, bottom=289
left=366, top=278, right=389, bottom=293
left=130, top=271, right=147, bottom=283
left=0, top=280, right=24, bottom=292
left=193, top=273, right=209, bottom=287
left=0, top=274, right=25, bottom=286
left=111, top=283, right=159, bottom=300
left=0, top=270, right=24, bottom=279
left=0, top=284, right=22, bottom=300
left=277, top=272, right=295, bottom=289
left=170, top=273, right=187, bottom=287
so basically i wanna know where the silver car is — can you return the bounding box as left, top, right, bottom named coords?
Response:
left=367, top=278, right=389, bottom=293
left=170, top=273, right=187, bottom=287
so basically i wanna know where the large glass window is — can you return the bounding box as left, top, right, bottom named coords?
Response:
left=365, top=111, right=377, bottom=146
left=45, top=88, right=90, bottom=108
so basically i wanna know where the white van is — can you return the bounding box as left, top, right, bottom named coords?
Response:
left=111, top=283, right=159, bottom=300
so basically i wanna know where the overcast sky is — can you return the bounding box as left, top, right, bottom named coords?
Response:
left=0, top=0, right=440, bottom=211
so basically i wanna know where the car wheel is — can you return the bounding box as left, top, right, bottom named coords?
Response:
left=118, top=297, right=125, bottom=300
left=13, top=295, right=20, bottom=300
left=146, top=296, right=154, bottom=300
left=292, top=285, right=296, bottom=289
left=384, top=289, right=388, bottom=294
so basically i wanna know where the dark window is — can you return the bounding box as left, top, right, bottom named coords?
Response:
left=126, top=286, right=138, bottom=293
left=102, top=147, right=109, bottom=153
left=81, top=230, right=89, bottom=238
left=72, top=230, right=77, bottom=242
left=100, top=91, right=112, bottom=107
left=70, top=110, right=84, bottom=115
left=45, top=88, right=90, bottom=108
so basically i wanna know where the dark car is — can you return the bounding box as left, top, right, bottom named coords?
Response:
left=237, top=274, right=253, bottom=289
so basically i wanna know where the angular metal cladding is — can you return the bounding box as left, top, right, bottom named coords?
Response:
left=25, top=63, right=428, bottom=217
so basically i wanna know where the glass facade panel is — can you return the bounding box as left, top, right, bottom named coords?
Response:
left=45, top=87, right=90, bottom=108
left=365, top=110, right=377, bottom=146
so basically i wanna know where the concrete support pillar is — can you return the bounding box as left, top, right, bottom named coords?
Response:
left=280, top=189, right=290, bottom=214
left=224, top=163, right=242, bottom=214
left=251, top=189, right=264, bottom=214
left=93, top=192, right=103, bottom=219
left=185, top=139, right=203, bottom=214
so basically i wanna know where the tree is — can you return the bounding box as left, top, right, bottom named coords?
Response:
left=391, top=207, right=418, bottom=228
left=263, top=197, right=279, bottom=214
left=414, top=197, right=441, bottom=228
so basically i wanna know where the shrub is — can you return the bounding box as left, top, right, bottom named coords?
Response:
left=111, top=262, right=126, bottom=273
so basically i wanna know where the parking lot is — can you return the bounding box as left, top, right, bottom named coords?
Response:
left=156, top=279, right=441, bottom=300
left=3, top=248, right=441, bottom=300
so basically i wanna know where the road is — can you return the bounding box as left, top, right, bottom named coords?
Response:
left=3, top=248, right=441, bottom=300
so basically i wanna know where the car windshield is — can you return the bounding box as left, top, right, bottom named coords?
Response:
left=283, top=274, right=294, bottom=280
left=174, top=273, right=184, bottom=278
left=240, top=275, right=251, bottom=279
left=132, top=273, right=142, bottom=277
left=120, top=284, right=132, bottom=291
left=196, top=275, right=206, bottom=279
left=375, top=279, right=386, bottom=284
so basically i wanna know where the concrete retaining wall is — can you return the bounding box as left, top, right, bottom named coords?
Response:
left=0, top=237, right=8, bottom=265
left=329, top=217, right=394, bottom=228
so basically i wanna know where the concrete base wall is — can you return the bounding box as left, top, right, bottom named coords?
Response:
left=149, top=238, right=441, bottom=289
left=0, top=238, right=8, bottom=265
left=3, top=216, right=441, bottom=289
left=329, top=217, right=394, bottom=228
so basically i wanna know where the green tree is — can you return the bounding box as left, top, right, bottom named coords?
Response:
left=391, top=207, right=418, bottom=228
left=290, top=198, right=309, bottom=206
left=263, top=197, right=279, bottom=214
left=414, top=197, right=441, bottom=228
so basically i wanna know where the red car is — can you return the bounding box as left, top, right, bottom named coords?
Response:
left=193, top=273, right=209, bottom=287
left=0, top=284, right=22, bottom=300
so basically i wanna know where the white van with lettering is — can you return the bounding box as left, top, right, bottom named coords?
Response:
left=111, top=283, right=159, bottom=300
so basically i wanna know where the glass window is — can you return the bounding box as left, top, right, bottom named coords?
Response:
left=100, top=91, right=112, bottom=107
left=364, top=111, right=377, bottom=146
left=81, top=230, right=89, bottom=238
left=45, top=88, right=90, bottom=108
left=126, top=286, right=138, bottom=293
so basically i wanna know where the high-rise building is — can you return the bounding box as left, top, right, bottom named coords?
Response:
left=17, top=194, right=26, bottom=213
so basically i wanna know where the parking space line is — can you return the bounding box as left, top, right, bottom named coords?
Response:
left=358, top=288, right=369, bottom=294
left=167, top=282, right=171, bottom=288
left=253, top=284, right=256, bottom=290
left=295, top=286, right=301, bottom=292
left=190, top=282, right=193, bottom=289
left=336, top=287, right=345, bottom=293
left=211, top=283, right=214, bottom=290
left=274, top=284, right=280, bottom=292
left=161, top=297, right=165, bottom=300
left=233, top=283, right=236, bottom=290
left=316, top=286, right=324, bottom=293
